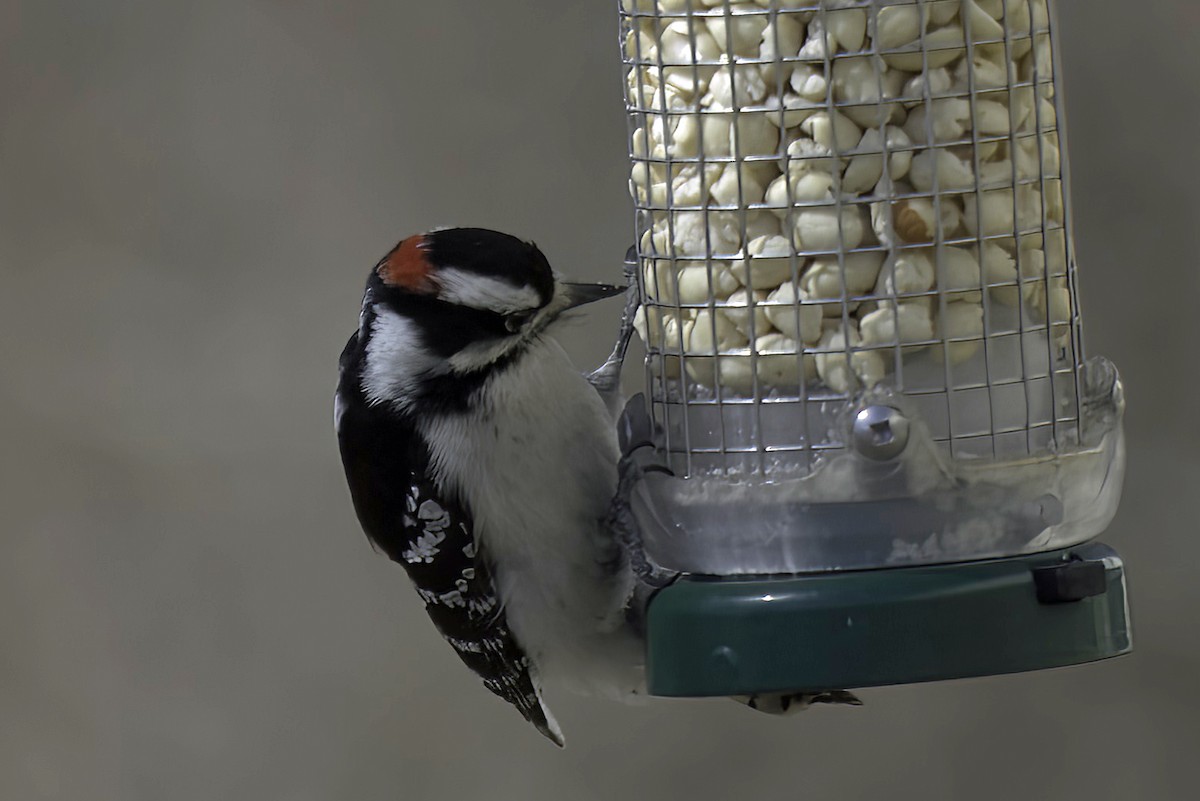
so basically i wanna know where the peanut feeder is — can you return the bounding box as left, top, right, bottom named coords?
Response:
left=613, top=0, right=1131, bottom=699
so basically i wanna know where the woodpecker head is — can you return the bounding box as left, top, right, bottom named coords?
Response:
left=355, top=227, right=622, bottom=408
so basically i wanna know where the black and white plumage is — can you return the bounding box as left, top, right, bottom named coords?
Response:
left=335, top=228, right=638, bottom=746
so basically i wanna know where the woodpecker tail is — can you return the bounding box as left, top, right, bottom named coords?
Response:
left=529, top=693, right=566, bottom=747
left=733, top=690, right=863, bottom=715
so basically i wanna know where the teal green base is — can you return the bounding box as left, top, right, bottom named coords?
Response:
left=645, top=543, right=1131, bottom=697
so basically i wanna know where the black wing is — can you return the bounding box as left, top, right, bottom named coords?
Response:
left=335, top=332, right=563, bottom=746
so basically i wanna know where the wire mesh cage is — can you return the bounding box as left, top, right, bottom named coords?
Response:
left=618, top=0, right=1125, bottom=575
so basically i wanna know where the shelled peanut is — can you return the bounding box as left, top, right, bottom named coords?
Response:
left=625, top=0, right=1071, bottom=395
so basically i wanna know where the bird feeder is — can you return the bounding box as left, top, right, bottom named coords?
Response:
left=614, top=0, right=1130, bottom=699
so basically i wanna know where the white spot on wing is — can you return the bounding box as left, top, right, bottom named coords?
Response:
left=401, top=530, right=446, bottom=564
left=439, top=589, right=466, bottom=608
left=417, top=500, right=451, bottom=531
left=448, top=636, right=483, bottom=653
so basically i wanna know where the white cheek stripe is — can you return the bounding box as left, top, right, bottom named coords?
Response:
left=436, top=267, right=541, bottom=315
left=361, top=306, right=444, bottom=408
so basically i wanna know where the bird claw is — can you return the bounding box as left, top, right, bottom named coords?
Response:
left=586, top=247, right=641, bottom=408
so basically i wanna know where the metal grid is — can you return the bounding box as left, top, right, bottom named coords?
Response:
left=620, top=0, right=1084, bottom=477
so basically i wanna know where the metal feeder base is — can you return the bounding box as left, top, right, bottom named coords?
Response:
left=645, top=542, right=1131, bottom=697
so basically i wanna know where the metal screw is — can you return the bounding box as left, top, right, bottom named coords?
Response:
left=852, top=405, right=910, bottom=461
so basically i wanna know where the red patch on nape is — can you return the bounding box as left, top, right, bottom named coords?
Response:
left=377, top=235, right=434, bottom=292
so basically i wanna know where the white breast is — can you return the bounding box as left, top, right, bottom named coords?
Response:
left=418, top=335, right=638, bottom=696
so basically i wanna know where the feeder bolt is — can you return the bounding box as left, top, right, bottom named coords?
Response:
left=852, top=405, right=910, bottom=462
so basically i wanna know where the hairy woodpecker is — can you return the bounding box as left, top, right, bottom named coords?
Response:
left=335, top=228, right=640, bottom=747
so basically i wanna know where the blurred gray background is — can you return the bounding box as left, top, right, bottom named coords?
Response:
left=2, top=1, right=1197, bottom=799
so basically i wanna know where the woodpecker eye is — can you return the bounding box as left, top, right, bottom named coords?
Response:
left=505, top=311, right=533, bottom=333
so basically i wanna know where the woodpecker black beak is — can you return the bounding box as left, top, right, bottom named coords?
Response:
left=561, top=282, right=626, bottom=310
